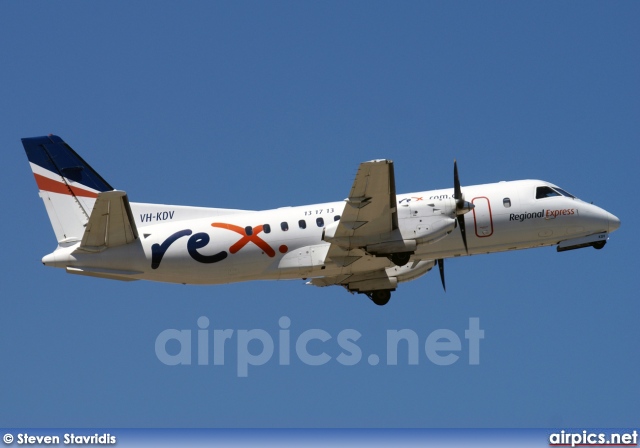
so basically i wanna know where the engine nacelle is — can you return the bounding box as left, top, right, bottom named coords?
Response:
left=413, top=216, right=457, bottom=244
left=348, top=276, right=398, bottom=293
left=365, top=239, right=417, bottom=255
left=322, top=219, right=340, bottom=242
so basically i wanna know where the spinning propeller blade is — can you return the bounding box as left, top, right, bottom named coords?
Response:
left=436, top=160, right=475, bottom=293
left=437, top=258, right=446, bottom=292
left=453, top=159, right=472, bottom=254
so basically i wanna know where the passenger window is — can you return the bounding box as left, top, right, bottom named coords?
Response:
left=263, top=224, right=271, bottom=234
left=245, top=226, right=253, bottom=236
left=536, top=186, right=561, bottom=199
left=503, top=198, right=511, bottom=208
left=281, top=222, right=289, bottom=231
left=334, top=215, right=341, bottom=221
left=316, top=217, right=324, bottom=227
left=299, top=219, right=307, bottom=229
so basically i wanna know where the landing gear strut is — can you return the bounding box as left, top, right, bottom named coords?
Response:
left=366, top=289, right=392, bottom=306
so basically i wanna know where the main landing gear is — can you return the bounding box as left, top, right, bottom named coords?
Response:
left=366, top=289, right=392, bottom=306
left=387, top=252, right=412, bottom=267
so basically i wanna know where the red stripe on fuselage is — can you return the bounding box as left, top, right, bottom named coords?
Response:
left=33, top=173, right=98, bottom=198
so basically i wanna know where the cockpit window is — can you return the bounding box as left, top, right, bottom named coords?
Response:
left=554, top=187, right=576, bottom=199
left=536, top=186, right=561, bottom=199
left=536, top=185, right=577, bottom=199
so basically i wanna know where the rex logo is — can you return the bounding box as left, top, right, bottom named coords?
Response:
left=151, top=222, right=283, bottom=269
left=210, top=223, right=277, bottom=257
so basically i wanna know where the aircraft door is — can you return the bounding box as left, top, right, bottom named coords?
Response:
left=472, top=197, right=493, bottom=237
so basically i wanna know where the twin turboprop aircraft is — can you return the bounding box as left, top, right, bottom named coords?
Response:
left=23, top=135, right=620, bottom=305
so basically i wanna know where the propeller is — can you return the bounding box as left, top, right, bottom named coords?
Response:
left=453, top=159, right=474, bottom=254
left=437, top=258, right=445, bottom=292
left=436, top=160, right=475, bottom=293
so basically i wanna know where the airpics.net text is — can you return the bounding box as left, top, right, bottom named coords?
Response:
left=155, top=317, right=484, bottom=377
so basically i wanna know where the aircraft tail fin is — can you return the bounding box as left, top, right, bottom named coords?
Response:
left=22, top=135, right=114, bottom=245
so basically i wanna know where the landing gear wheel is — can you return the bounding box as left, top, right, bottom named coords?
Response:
left=368, top=289, right=392, bottom=306
left=592, top=241, right=606, bottom=250
left=388, top=252, right=412, bottom=267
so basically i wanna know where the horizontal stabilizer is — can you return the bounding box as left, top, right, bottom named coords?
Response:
left=66, top=266, right=142, bottom=282
left=79, top=190, right=139, bottom=252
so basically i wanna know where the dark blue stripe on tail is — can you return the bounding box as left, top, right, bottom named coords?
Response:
left=22, top=135, right=113, bottom=192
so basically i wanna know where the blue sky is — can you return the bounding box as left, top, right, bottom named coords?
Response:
left=1, top=1, right=638, bottom=428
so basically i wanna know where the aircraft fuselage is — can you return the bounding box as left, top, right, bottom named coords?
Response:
left=42, top=179, right=619, bottom=285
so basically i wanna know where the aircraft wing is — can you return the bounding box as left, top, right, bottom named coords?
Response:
left=337, top=159, right=398, bottom=239
left=325, top=159, right=398, bottom=266
left=78, top=190, right=139, bottom=252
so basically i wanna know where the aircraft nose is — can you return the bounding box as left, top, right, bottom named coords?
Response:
left=608, top=212, right=621, bottom=233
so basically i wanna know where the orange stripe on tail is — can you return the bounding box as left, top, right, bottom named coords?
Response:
left=33, top=173, right=99, bottom=198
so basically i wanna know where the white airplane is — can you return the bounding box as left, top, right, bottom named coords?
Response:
left=23, top=135, right=620, bottom=305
